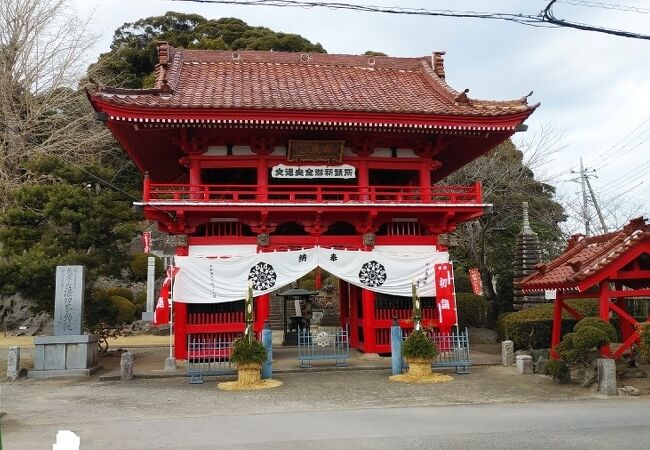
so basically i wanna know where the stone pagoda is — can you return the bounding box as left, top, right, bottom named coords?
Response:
left=513, top=202, right=545, bottom=309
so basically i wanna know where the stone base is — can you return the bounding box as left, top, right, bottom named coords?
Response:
left=28, top=366, right=102, bottom=379
left=164, top=357, right=177, bottom=371
left=29, top=334, right=99, bottom=378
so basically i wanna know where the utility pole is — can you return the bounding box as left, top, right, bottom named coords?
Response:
left=579, top=158, right=590, bottom=236
left=571, top=158, right=608, bottom=236
left=584, top=175, right=608, bottom=233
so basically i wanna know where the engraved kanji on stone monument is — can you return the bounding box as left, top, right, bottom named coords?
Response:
left=54, top=266, right=85, bottom=336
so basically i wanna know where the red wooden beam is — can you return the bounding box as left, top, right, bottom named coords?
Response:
left=551, top=298, right=563, bottom=360
left=613, top=331, right=641, bottom=359
left=608, top=301, right=639, bottom=327
left=608, top=289, right=650, bottom=298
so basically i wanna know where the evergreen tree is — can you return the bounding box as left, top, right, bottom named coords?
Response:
left=0, top=156, right=140, bottom=312
left=91, top=12, right=327, bottom=88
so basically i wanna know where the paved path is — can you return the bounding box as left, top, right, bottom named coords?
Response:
left=2, top=367, right=650, bottom=449
left=4, top=398, right=650, bottom=449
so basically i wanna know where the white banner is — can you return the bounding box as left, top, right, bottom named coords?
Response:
left=172, top=246, right=448, bottom=303
left=271, top=164, right=356, bottom=179
left=317, top=247, right=447, bottom=298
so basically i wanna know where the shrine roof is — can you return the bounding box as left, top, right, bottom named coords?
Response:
left=520, top=217, right=650, bottom=292
left=87, top=42, right=536, bottom=119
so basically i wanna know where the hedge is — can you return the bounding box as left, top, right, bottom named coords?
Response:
left=107, top=287, right=134, bottom=302
left=129, top=253, right=163, bottom=281
left=456, top=293, right=489, bottom=329
left=497, top=299, right=599, bottom=350
left=110, top=295, right=137, bottom=324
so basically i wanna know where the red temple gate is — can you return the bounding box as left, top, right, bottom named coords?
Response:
left=88, top=43, right=536, bottom=358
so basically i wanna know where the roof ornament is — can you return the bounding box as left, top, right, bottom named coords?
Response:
left=432, top=51, right=446, bottom=79
left=455, top=88, right=470, bottom=104
left=160, top=79, right=172, bottom=94
left=156, top=41, right=170, bottom=66
left=300, top=53, right=310, bottom=63
left=521, top=91, right=534, bottom=105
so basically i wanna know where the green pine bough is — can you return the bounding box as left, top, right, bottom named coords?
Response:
left=402, top=330, right=439, bottom=361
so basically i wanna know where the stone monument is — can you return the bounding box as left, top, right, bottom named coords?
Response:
left=141, top=256, right=156, bottom=321
left=28, top=266, right=100, bottom=378
left=513, top=202, right=545, bottom=309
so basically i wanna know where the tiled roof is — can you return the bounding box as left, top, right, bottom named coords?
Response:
left=520, top=217, right=650, bottom=292
left=88, top=42, right=536, bottom=117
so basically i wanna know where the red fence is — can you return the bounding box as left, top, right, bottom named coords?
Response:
left=145, top=183, right=482, bottom=204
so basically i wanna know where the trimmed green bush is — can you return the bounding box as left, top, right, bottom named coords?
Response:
left=86, top=289, right=118, bottom=327
left=129, top=253, right=163, bottom=281
left=110, top=295, right=137, bottom=324
left=556, top=318, right=614, bottom=364
left=571, top=326, right=609, bottom=354
left=573, top=317, right=616, bottom=342
left=134, top=291, right=147, bottom=308
left=545, top=359, right=569, bottom=380
left=497, top=299, right=599, bottom=350
left=402, top=330, right=439, bottom=361
left=107, top=287, right=135, bottom=302
left=456, top=293, right=489, bottom=329
left=230, top=338, right=267, bottom=365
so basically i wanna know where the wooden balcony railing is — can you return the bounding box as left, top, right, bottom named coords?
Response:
left=143, top=182, right=482, bottom=205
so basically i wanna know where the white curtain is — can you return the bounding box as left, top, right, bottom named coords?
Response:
left=172, top=246, right=448, bottom=303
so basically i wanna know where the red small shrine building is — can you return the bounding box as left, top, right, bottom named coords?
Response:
left=521, top=217, right=650, bottom=360
left=88, top=42, right=536, bottom=358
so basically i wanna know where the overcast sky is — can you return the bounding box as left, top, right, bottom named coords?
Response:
left=70, top=0, right=650, bottom=232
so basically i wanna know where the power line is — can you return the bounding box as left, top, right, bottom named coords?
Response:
left=592, top=117, right=650, bottom=161
left=170, top=0, right=650, bottom=38
left=542, top=0, right=650, bottom=39
left=541, top=0, right=650, bottom=14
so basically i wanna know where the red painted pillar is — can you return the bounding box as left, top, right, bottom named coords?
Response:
left=255, top=293, right=270, bottom=332
left=616, top=299, right=636, bottom=343
left=143, top=171, right=151, bottom=201
left=599, top=281, right=611, bottom=357
left=361, top=287, right=376, bottom=353
left=358, top=160, right=369, bottom=201
left=349, top=285, right=359, bottom=348
left=550, top=296, right=563, bottom=360
left=339, top=280, right=350, bottom=329
left=189, top=158, right=202, bottom=199
left=174, top=301, right=188, bottom=360
left=420, top=161, right=431, bottom=203
left=257, top=156, right=268, bottom=200
left=173, top=245, right=189, bottom=359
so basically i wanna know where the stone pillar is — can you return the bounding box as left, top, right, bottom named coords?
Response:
left=262, top=321, right=273, bottom=380
left=502, top=340, right=514, bottom=366
left=516, top=355, right=533, bottom=374
left=390, top=319, right=403, bottom=375
left=120, top=352, right=134, bottom=381
left=7, top=346, right=20, bottom=380
left=597, top=358, right=617, bottom=396
left=142, top=256, right=156, bottom=321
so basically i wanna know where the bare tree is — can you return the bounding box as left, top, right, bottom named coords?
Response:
left=443, top=128, right=567, bottom=308
left=0, top=0, right=111, bottom=209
